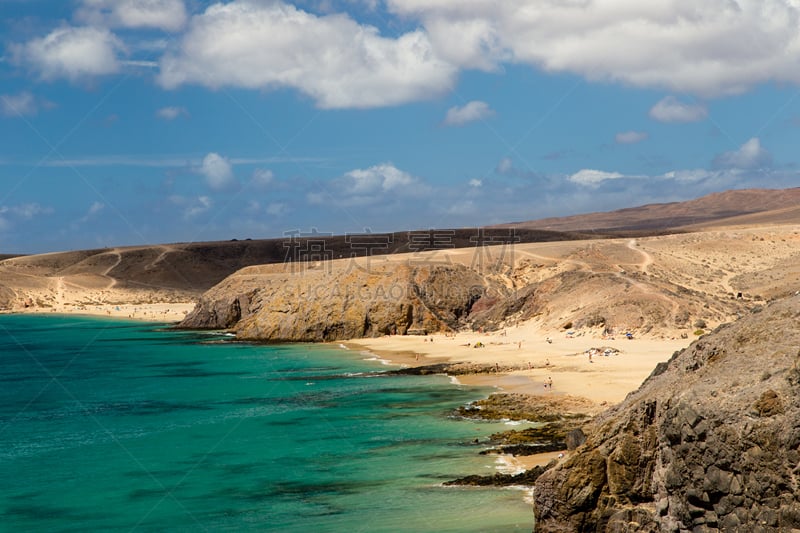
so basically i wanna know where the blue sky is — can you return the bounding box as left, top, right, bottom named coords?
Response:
left=2, top=0, right=799, bottom=254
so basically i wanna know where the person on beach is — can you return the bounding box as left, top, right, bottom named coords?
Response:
left=548, top=377, right=553, bottom=389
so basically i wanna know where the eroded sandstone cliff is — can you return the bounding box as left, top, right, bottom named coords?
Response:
left=533, top=294, right=800, bottom=532
left=179, top=261, right=497, bottom=341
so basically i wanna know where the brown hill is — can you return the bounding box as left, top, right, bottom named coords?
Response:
left=0, top=229, right=582, bottom=311
left=180, top=225, right=800, bottom=341
left=3, top=187, right=799, bottom=325
left=496, top=187, right=800, bottom=233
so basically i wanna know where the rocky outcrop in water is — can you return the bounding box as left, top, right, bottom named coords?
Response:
left=533, top=294, right=800, bottom=532
left=179, top=262, right=496, bottom=341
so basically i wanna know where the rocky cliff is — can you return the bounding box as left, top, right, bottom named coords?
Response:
left=179, top=261, right=496, bottom=341
left=533, top=294, right=800, bottom=532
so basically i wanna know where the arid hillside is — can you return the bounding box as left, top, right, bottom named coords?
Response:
left=2, top=188, right=798, bottom=334
left=0, top=229, right=578, bottom=311
left=497, top=187, right=800, bottom=233
left=178, top=223, right=800, bottom=340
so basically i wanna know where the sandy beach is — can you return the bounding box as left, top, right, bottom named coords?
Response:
left=347, top=324, right=695, bottom=472
left=3, top=302, right=196, bottom=323
left=345, top=323, right=693, bottom=406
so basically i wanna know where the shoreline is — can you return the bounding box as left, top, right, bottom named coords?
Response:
left=344, top=326, right=693, bottom=403
left=0, top=302, right=197, bottom=323
left=343, top=326, right=695, bottom=476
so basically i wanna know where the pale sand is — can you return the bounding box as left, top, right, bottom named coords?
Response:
left=5, top=302, right=196, bottom=323
left=346, top=323, right=693, bottom=405
left=347, top=325, right=694, bottom=474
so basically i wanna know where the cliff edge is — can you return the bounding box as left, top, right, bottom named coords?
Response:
left=179, top=261, right=496, bottom=341
left=533, top=294, right=800, bottom=532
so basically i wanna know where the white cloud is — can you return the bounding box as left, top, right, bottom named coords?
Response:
left=445, top=199, right=476, bottom=215
left=87, top=201, right=105, bottom=216
left=187, top=196, right=212, bottom=218
left=661, top=169, right=716, bottom=183
left=200, top=152, right=237, bottom=190
left=251, top=168, right=274, bottom=188
left=388, top=1, right=800, bottom=98
left=568, top=169, right=625, bottom=187
left=266, top=202, right=289, bottom=216
left=615, top=130, right=648, bottom=144
left=157, top=1, right=457, bottom=109
left=74, top=201, right=105, bottom=226
left=318, top=163, right=431, bottom=207
left=1, top=92, right=38, bottom=117
left=649, top=96, right=708, bottom=123
left=342, top=163, right=418, bottom=194
left=0, top=203, right=54, bottom=231
left=712, top=137, right=772, bottom=169
left=0, top=203, right=54, bottom=219
left=77, top=0, right=188, bottom=32
left=496, top=157, right=513, bottom=174
left=171, top=195, right=213, bottom=218
left=468, top=178, right=482, bottom=187
left=156, top=106, right=188, bottom=120
left=306, top=191, right=326, bottom=205
left=11, top=26, right=124, bottom=81
left=443, top=100, right=494, bottom=126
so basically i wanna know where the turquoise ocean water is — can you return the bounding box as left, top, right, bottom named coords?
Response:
left=0, top=315, right=534, bottom=532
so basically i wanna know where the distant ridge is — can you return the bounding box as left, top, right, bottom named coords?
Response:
left=494, top=187, right=800, bottom=233
left=2, top=187, right=798, bottom=310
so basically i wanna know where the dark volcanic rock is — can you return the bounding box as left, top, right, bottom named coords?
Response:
left=446, top=460, right=556, bottom=487
left=456, top=392, right=596, bottom=422
left=533, top=294, right=800, bottom=532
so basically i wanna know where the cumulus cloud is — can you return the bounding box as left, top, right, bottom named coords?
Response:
left=649, top=96, right=708, bottom=123
left=86, top=201, right=105, bottom=216
left=1, top=92, right=38, bottom=117
left=342, top=163, right=418, bottom=194
left=171, top=194, right=213, bottom=218
left=712, top=138, right=772, bottom=169
left=250, top=168, right=274, bottom=188
left=0, top=203, right=54, bottom=219
left=386, top=1, right=800, bottom=98
left=468, top=178, right=482, bottom=187
left=199, top=152, right=237, bottom=190
left=443, top=100, right=494, bottom=126
left=615, top=130, right=648, bottom=144
left=10, top=26, right=124, bottom=82
left=0, top=203, right=54, bottom=232
left=156, top=106, right=188, bottom=120
left=73, top=201, right=105, bottom=226
left=157, top=1, right=457, bottom=109
left=76, top=0, right=188, bottom=31
left=319, top=163, right=431, bottom=206
left=495, top=157, right=513, bottom=175
left=661, top=169, right=717, bottom=183
left=266, top=202, right=289, bottom=216
left=445, top=200, right=476, bottom=216
left=568, top=169, right=625, bottom=187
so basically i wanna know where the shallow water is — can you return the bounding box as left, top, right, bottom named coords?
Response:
left=0, top=315, right=534, bottom=531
